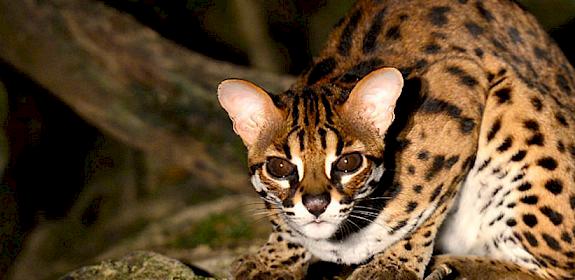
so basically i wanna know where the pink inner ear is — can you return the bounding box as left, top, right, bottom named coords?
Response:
left=217, top=79, right=280, bottom=146
left=343, top=68, right=404, bottom=135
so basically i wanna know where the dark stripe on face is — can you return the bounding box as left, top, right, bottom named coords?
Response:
left=283, top=142, right=292, bottom=159
left=297, top=130, right=305, bottom=151
left=320, top=92, right=334, bottom=124
left=338, top=10, right=362, bottom=56
left=291, top=95, right=300, bottom=124
left=318, top=128, right=327, bottom=149
left=249, top=163, right=264, bottom=175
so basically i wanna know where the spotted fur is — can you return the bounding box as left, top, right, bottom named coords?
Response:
left=218, top=0, right=575, bottom=279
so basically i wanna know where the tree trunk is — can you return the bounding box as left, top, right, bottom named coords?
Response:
left=0, top=0, right=294, bottom=192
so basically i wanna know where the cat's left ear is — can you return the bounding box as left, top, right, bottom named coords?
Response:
left=341, top=67, right=404, bottom=136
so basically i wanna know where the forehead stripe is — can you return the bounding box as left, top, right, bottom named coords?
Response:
left=325, top=123, right=345, bottom=155
left=320, top=93, right=334, bottom=124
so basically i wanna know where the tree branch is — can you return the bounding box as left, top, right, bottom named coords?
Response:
left=0, top=0, right=294, bottom=192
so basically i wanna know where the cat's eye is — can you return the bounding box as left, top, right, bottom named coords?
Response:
left=334, top=153, right=363, bottom=173
left=266, top=157, right=296, bottom=179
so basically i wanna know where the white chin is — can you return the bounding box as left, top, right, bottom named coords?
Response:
left=300, top=222, right=338, bottom=239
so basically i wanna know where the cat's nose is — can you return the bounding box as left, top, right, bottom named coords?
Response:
left=302, top=192, right=331, bottom=217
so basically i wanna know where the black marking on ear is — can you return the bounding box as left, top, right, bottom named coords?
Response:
left=475, top=1, right=494, bottom=21
left=428, top=6, right=451, bottom=27
left=338, top=10, right=362, bottom=56
left=363, top=8, right=387, bottom=54
left=339, top=59, right=385, bottom=83
left=308, top=57, right=337, bottom=85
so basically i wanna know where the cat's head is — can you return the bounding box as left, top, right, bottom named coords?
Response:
left=218, top=68, right=403, bottom=240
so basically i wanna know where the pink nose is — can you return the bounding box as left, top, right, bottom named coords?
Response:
left=302, top=192, right=330, bottom=217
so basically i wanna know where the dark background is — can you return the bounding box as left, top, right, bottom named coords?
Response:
left=0, top=0, right=573, bottom=278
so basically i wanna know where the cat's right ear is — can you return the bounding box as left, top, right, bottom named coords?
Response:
left=217, top=79, right=283, bottom=147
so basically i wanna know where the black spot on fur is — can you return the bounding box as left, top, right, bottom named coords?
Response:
left=556, top=74, right=572, bottom=95
left=506, top=219, right=517, bottom=227
left=517, top=182, right=532, bottom=191
left=385, top=25, right=401, bottom=40
left=507, top=27, right=523, bottom=44
left=475, top=1, right=494, bottom=21
left=307, top=57, right=337, bottom=85
left=487, top=119, right=501, bottom=142
left=339, top=59, right=384, bottom=83
left=555, top=113, right=569, bottom=127
left=537, top=157, right=558, bottom=171
left=406, top=201, right=418, bottom=213
left=445, top=156, right=459, bottom=168
left=430, top=184, right=443, bottom=202
left=420, top=97, right=476, bottom=133
left=417, top=150, right=430, bottom=161
left=545, top=179, right=563, bottom=195
left=520, top=195, right=538, bottom=205
left=497, top=137, right=513, bottom=152
left=540, top=206, right=563, bottom=226
left=533, top=46, right=550, bottom=62
left=338, top=10, right=362, bottom=56
left=522, top=214, right=538, bottom=227
left=494, top=88, right=512, bottom=104
left=413, top=185, right=423, bottom=193
left=570, top=195, right=575, bottom=210
left=530, top=97, right=543, bottom=111
left=424, top=43, right=442, bottom=54
left=511, top=150, right=527, bottom=161
left=428, top=6, right=451, bottom=26
left=474, top=47, right=484, bottom=58
left=526, top=133, right=544, bottom=146
left=446, top=66, right=479, bottom=87
left=464, top=21, right=484, bottom=37
left=524, top=120, right=539, bottom=131
left=542, top=234, right=562, bottom=251
left=524, top=231, right=538, bottom=246
left=426, top=156, right=445, bottom=181
left=363, top=8, right=386, bottom=54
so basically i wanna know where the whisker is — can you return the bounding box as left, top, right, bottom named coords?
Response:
left=348, top=214, right=389, bottom=231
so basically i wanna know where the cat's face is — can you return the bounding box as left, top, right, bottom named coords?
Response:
left=218, top=68, right=403, bottom=239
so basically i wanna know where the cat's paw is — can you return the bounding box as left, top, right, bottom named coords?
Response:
left=231, top=254, right=296, bottom=280
left=348, top=263, right=418, bottom=280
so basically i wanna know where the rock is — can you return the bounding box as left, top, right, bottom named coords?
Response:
left=60, top=251, right=212, bottom=280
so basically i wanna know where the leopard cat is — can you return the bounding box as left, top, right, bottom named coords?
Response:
left=217, top=0, right=575, bottom=279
